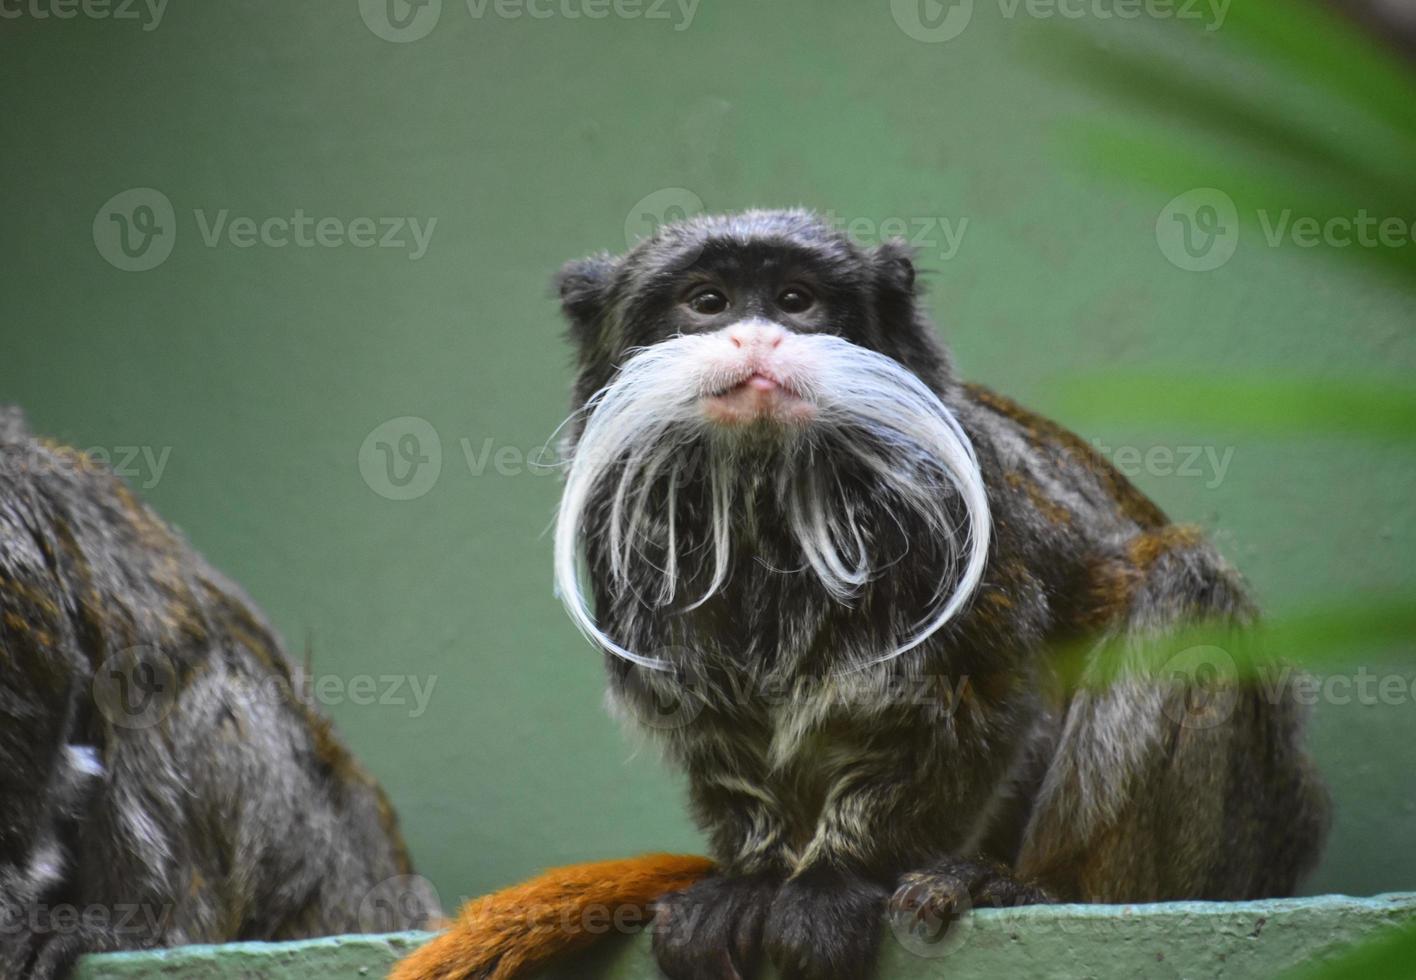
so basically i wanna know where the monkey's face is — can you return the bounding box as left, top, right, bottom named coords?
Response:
left=552, top=210, right=990, bottom=670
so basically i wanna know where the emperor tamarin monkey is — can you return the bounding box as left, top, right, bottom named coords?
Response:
left=394, top=208, right=1328, bottom=980
left=0, top=408, right=437, bottom=978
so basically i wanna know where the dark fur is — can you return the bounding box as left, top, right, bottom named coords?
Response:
left=0, top=408, right=437, bottom=978
left=556, top=210, right=1329, bottom=980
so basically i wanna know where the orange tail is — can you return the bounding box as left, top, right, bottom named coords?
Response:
left=389, top=853, right=714, bottom=980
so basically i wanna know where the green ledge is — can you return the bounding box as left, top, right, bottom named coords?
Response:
left=75, top=893, right=1416, bottom=979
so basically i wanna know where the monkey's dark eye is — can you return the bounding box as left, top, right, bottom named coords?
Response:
left=776, top=286, right=814, bottom=314
left=686, top=288, right=729, bottom=316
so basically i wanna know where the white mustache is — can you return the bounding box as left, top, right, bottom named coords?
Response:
left=553, top=329, right=991, bottom=672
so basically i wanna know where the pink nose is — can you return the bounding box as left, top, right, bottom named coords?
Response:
left=726, top=322, right=786, bottom=350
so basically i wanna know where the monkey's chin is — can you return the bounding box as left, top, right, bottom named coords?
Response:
left=701, top=374, right=816, bottom=427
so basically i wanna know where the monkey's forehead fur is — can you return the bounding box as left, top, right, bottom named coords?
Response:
left=629, top=208, right=864, bottom=264
left=563, top=208, right=899, bottom=297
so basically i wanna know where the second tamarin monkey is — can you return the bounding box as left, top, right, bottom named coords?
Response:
left=396, top=208, right=1329, bottom=980
left=0, top=410, right=439, bottom=979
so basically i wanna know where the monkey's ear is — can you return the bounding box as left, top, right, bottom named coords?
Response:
left=871, top=239, right=917, bottom=297
left=554, top=252, right=620, bottom=347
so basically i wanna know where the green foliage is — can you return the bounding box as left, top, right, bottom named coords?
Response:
left=1279, top=917, right=1416, bottom=979
left=1045, top=0, right=1416, bottom=286
left=1046, top=2, right=1416, bottom=967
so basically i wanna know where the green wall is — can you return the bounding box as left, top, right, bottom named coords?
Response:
left=2, top=0, right=1413, bottom=917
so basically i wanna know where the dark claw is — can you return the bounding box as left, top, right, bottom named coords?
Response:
left=888, top=857, right=1053, bottom=947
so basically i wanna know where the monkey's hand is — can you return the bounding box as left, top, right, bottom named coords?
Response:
left=888, top=856, right=1053, bottom=947
left=763, top=866, right=888, bottom=980
left=652, top=872, right=779, bottom=980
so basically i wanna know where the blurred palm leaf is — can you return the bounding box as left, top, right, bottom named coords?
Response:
left=1039, top=3, right=1416, bottom=972
left=1040, top=0, right=1416, bottom=286
left=1279, top=917, right=1416, bottom=979
left=1050, top=372, right=1416, bottom=439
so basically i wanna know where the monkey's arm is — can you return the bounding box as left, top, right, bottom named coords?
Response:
left=954, top=383, right=1328, bottom=900
left=1017, top=527, right=1330, bottom=901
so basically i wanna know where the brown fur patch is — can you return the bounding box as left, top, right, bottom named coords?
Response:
left=1005, top=470, right=1074, bottom=527
left=966, top=384, right=1167, bottom=529
left=1083, top=525, right=1207, bottom=630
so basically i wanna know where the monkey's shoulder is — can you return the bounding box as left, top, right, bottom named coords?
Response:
left=0, top=420, right=287, bottom=681
left=961, top=382, right=1169, bottom=534
left=958, top=383, right=1253, bottom=628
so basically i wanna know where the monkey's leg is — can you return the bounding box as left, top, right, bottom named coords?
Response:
left=1017, top=529, right=1330, bottom=901
left=652, top=732, right=792, bottom=980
